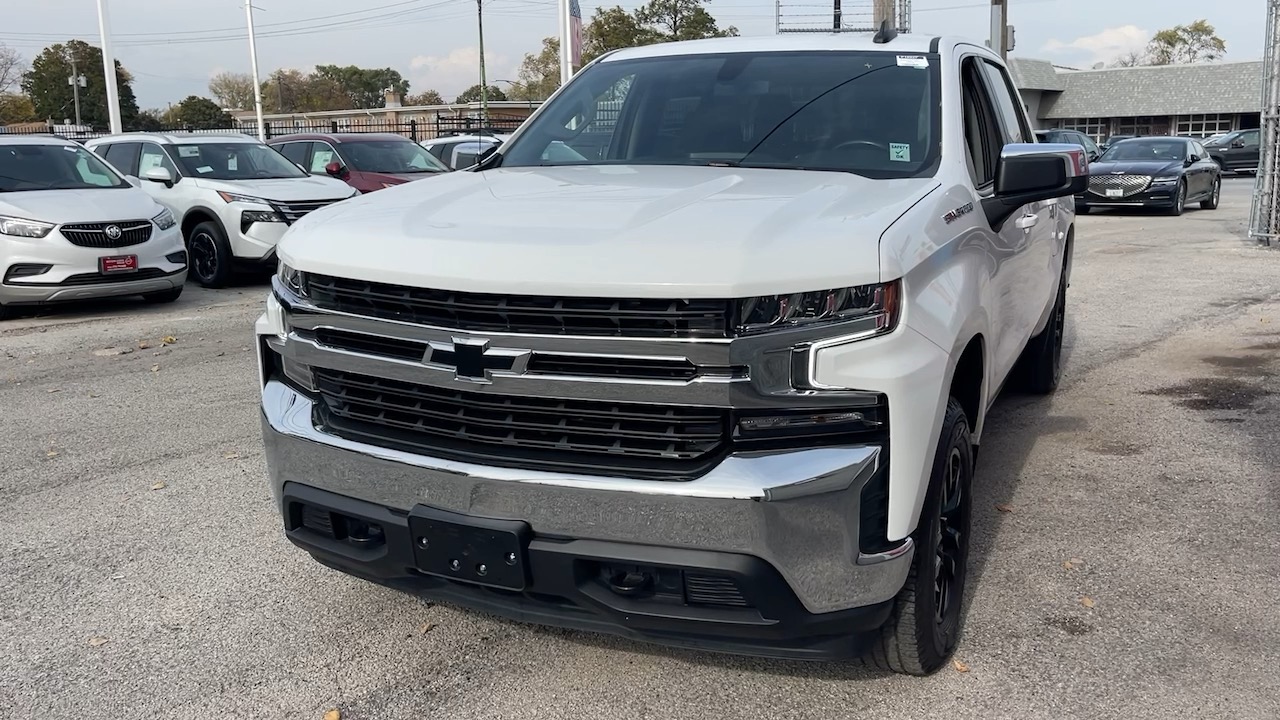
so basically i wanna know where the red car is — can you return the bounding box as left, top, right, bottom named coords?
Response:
left=267, top=132, right=450, bottom=193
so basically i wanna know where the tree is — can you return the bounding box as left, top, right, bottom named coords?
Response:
left=0, top=93, right=37, bottom=124
left=1146, top=20, right=1226, bottom=65
left=514, top=37, right=562, bottom=101
left=1110, top=50, right=1146, bottom=68
left=21, top=40, right=139, bottom=128
left=0, top=43, right=24, bottom=94
left=208, top=71, right=256, bottom=110
left=260, top=68, right=351, bottom=113
left=135, top=108, right=165, bottom=132
left=405, top=89, right=445, bottom=106
left=454, top=84, right=508, bottom=104
left=167, top=95, right=233, bottom=128
left=313, top=64, right=410, bottom=108
left=582, top=0, right=736, bottom=64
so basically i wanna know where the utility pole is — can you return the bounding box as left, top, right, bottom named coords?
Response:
left=477, top=0, right=488, bottom=128
left=990, top=0, right=1009, bottom=59
left=833, top=0, right=841, bottom=31
left=244, top=1, right=267, bottom=141
left=68, top=60, right=87, bottom=127
left=95, top=0, right=122, bottom=133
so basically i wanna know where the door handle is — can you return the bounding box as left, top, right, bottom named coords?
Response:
left=1015, top=214, right=1038, bottom=230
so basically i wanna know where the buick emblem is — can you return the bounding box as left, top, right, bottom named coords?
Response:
left=104, top=224, right=122, bottom=240
left=425, top=338, right=530, bottom=383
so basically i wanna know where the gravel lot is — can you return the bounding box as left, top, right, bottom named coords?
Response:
left=2, top=177, right=1278, bottom=719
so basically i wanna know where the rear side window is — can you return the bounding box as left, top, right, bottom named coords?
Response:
left=277, top=142, right=310, bottom=166
left=102, top=142, right=140, bottom=175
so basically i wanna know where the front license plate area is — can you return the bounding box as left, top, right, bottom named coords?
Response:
left=408, top=506, right=530, bottom=590
left=100, top=255, right=138, bottom=274
left=1105, top=188, right=1123, bottom=198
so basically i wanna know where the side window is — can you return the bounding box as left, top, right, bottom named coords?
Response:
left=978, top=60, right=1030, bottom=145
left=138, top=142, right=177, bottom=176
left=102, top=142, right=140, bottom=175
left=309, top=142, right=337, bottom=173
left=425, top=142, right=451, bottom=163
left=277, top=142, right=310, bottom=167
left=1242, top=130, right=1260, bottom=148
left=960, top=58, right=1002, bottom=188
left=1192, top=141, right=1207, bottom=159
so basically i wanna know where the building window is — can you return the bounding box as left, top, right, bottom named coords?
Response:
left=1116, top=116, right=1157, bottom=137
left=1057, top=118, right=1107, bottom=143
left=1175, top=114, right=1235, bottom=138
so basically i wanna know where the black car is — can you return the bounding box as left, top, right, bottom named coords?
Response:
left=1035, top=129, right=1101, bottom=161
left=1076, top=137, right=1221, bottom=216
left=1205, top=129, right=1261, bottom=174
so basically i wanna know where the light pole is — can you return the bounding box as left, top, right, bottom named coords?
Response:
left=67, top=61, right=87, bottom=127
left=244, top=0, right=267, bottom=141
left=95, top=0, right=122, bottom=133
left=477, top=0, right=488, bottom=129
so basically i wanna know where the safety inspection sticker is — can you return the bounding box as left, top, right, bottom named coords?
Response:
left=889, top=143, right=912, bottom=162
left=896, top=55, right=929, bottom=69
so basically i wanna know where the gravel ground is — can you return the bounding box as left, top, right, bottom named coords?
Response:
left=2, top=178, right=1278, bottom=720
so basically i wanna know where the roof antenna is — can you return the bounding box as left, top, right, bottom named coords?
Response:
left=872, top=19, right=898, bottom=44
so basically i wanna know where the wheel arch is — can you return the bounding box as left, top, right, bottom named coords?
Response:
left=181, top=207, right=226, bottom=240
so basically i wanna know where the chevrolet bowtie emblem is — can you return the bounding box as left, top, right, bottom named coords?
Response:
left=426, top=338, right=531, bottom=383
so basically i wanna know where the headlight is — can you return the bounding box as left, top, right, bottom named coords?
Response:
left=241, top=210, right=285, bottom=233
left=152, top=207, right=176, bottom=230
left=277, top=262, right=305, bottom=296
left=0, top=215, right=55, bottom=238
left=1151, top=176, right=1179, bottom=185
left=733, top=281, right=900, bottom=337
left=217, top=190, right=270, bottom=205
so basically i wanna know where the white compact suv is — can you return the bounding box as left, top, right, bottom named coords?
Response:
left=256, top=33, right=1087, bottom=674
left=85, top=133, right=356, bottom=288
left=1, top=135, right=186, bottom=319
left=420, top=133, right=512, bottom=170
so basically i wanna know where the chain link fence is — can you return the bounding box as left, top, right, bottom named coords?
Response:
left=1249, top=0, right=1280, bottom=246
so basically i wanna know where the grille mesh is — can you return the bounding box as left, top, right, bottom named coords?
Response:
left=1088, top=174, right=1152, bottom=197
left=60, top=221, right=152, bottom=248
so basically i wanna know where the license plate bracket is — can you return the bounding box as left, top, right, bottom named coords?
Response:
left=408, top=506, right=530, bottom=591
left=1105, top=188, right=1123, bottom=198
left=99, top=255, right=138, bottom=274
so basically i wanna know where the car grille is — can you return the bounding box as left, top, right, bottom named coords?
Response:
left=59, top=221, right=152, bottom=248
left=312, top=368, right=730, bottom=478
left=269, top=199, right=339, bottom=225
left=58, top=268, right=171, bottom=286
left=1088, top=174, right=1151, bottom=198
left=302, top=274, right=732, bottom=338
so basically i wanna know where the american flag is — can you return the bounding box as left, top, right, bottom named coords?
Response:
left=569, top=0, right=583, bottom=68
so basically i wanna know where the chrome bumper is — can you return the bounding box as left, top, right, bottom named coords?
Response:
left=262, top=379, right=913, bottom=614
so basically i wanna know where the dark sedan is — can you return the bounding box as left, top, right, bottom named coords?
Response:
left=1075, top=137, right=1221, bottom=216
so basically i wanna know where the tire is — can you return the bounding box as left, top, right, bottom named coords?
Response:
left=0, top=304, right=12, bottom=321
left=1200, top=176, right=1221, bottom=210
left=142, top=286, right=183, bottom=304
left=1017, top=259, right=1067, bottom=395
left=187, top=220, right=233, bottom=288
left=1166, top=180, right=1186, bottom=216
left=870, top=397, right=974, bottom=676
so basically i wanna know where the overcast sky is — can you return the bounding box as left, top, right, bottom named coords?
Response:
left=2, top=0, right=1270, bottom=109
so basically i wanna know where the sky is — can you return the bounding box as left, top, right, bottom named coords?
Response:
left=1, top=0, right=1271, bottom=110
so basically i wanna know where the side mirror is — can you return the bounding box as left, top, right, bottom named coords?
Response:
left=476, top=144, right=501, bottom=168
left=324, top=161, right=347, bottom=178
left=1231, top=140, right=1246, bottom=149
left=142, top=166, right=174, bottom=188
left=1186, top=155, right=1199, bottom=165
left=985, top=143, right=1089, bottom=230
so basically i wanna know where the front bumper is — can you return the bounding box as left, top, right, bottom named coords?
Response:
left=1076, top=183, right=1180, bottom=208
left=262, top=378, right=914, bottom=655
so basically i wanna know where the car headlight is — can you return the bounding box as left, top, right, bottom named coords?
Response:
left=152, top=207, right=176, bottom=230
left=733, top=281, right=900, bottom=337
left=0, top=215, right=55, bottom=238
left=1151, top=176, right=1179, bottom=185
left=277, top=262, right=305, bottom=296
left=217, top=190, right=270, bottom=205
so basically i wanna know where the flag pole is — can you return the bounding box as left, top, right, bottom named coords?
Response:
left=558, top=0, right=572, bottom=85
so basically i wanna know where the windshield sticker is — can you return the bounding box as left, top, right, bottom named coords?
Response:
left=178, top=146, right=200, bottom=157
left=889, top=143, right=912, bottom=162
left=196, top=166, right=213, bottom=174
left=896, top=55, right=929, bottom=69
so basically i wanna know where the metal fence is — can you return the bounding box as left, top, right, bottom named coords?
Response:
left=0, top=115, right=529, bottom=144
left=1249, top=0, right=1280, bottom=246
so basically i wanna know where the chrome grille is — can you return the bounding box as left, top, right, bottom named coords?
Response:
left=312, top=368, right=730, bottom=477
left=269, top=199, right=339, bottom=225
left=1088, top=174, right=1152, bottom=198
left=302, top=274, right=732, bottom=338
left=59, top=221, right=152, bottom=248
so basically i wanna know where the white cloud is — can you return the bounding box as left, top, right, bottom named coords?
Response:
left=408, top=46, right=516, bottom=102
left=1042, top=25, right=1150, bottom=65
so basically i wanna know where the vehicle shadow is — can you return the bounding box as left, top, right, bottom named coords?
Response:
left=0, top=277, right=271, bottom=324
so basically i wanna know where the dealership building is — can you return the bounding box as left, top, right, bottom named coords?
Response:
left=1010, top=58, right=1265, bottom=142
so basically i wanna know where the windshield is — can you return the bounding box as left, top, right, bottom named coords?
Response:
left=1100, top=139, right=1186, bottom=162
left=501, top=50, right=941, bottom=179
left=342, top=140, right=449, bottom=174
left=0, top=142, right=127, bottom=191
left=171, top=141, right=307, bottom=180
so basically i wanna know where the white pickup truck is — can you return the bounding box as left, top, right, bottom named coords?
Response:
left=256, top=32, right=1086, bottom=675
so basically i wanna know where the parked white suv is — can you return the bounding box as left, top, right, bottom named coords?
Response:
left=420, top=133, right=511, bottom=170
left=256, top=34, right=1087, bottom=674
left=85, top=133, right=356, bottom=287
left=1, top=135, right=186, bottom=319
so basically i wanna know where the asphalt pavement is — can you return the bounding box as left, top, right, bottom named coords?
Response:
left=2, top=177, right=1278, bottom=719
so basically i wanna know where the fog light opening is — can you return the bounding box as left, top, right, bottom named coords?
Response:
left=608, top=570, right=653, bottom=597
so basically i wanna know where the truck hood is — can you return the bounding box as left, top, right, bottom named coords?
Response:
left=281, top=165, right=939, bottom=298
left=191, top=175, right=354, bottom=201
left=0, top=187, right=163, bottom=224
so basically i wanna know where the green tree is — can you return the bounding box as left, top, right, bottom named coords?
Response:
left=1146, top=20, right=1226, bottom=65
left=0, top=93, right=37, bottom=124
left=583, top=0, right=736, bottom=64
left=135, top=108, right=165, bottom=131
left=313, top=64, right=410, bottom=108
left=166, top=95, right=233, bottom=128
left=20, top=40, right=139, bottom=128
left=208, top=71, right=256, bottom=110
left=261, top=68, right=351, bottom=113
left=514, top=37, right=562, bottom=100
left=405, top=89, right=445, bottom=106
left=454, top=84, right=508, bottom=104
